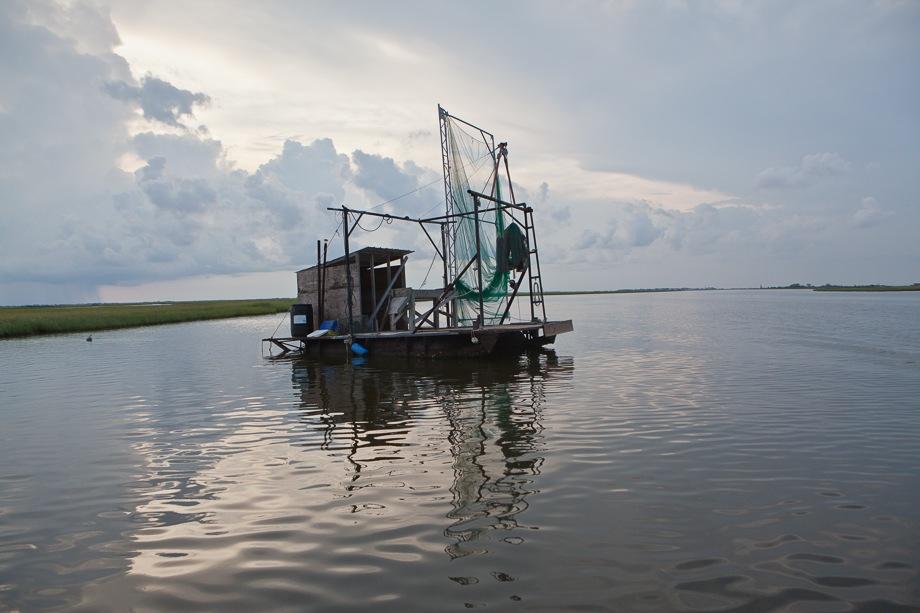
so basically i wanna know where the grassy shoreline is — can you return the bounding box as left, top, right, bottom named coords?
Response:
left=812, top=285, right=920, bottom=292
left=0, top=298, right=295, bottom=339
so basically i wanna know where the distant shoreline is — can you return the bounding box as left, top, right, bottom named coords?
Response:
left=539, top=284, right=920, bottom=295
left=0, top=299, right=294, bottom=339
left=4, top=284, right=917, bottom=339
left=811, top=285, right=920, bottom=292
left=537, top=288, right=716, bottom=296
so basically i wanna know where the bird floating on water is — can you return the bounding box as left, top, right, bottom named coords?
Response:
left=86, top=335, right=92, bottom=342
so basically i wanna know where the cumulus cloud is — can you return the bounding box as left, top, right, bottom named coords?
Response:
left=0, top=0, right=448, bottom=305
left=135, top=157, right=217, bottom=214
left=352, top=150, right=418, bottom=199
left=2, top=1, right=916, bottom=302
left=574, top=203, right=668, bottom=252
left=756, top=152, right=852, bottom=189
left=852, top=196, right=889, bottom=228
left=350, top=149, right=443, bottom=217
left=0, top=2, right=369, bottom=302
left=105, top=76, right=210, bottom=128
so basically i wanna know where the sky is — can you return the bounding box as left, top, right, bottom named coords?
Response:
left=1, top=0, right=918, bottom=305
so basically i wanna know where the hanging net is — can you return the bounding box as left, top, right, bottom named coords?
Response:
left=444, top=116, right=510, bottom=325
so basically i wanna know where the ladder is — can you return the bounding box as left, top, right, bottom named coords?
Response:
left=524, top=207, right=548, bottom=323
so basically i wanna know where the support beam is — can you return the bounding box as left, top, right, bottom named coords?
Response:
left=369, top=256, right=406, bottom=326
left=412, top=253, right=477, bottom=332
left=499, top=266, right=529, bottom=325
left=326, top=207, right=442, bottom=225
left=420, top=202, right=526, bottom=223
left=342, top=208, right=355, bottom=332
left=346, top=212, right=365, bottom=237
left=369, top=253, right=376, bottom=331
left=319, top=239, right=328, bottom=322
left=419, top=222, right=443, bottom=260
left=440, top=223, right=451, bottom=326
left=473, top=195, right=485, bottom=328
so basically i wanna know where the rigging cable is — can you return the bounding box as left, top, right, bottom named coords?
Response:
left=352, top=213, right=387, bottom=233
left=419, top=251, right=438, bottom=289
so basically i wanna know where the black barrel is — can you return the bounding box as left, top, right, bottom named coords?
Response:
left=290, top=304, right=314, bottom=337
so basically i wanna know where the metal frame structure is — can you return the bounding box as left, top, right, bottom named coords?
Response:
left=262, top=107, right=571, bottom=359
left=328, top=184, right=545, bottom=333
left=319, top=107, right=547, bottom=335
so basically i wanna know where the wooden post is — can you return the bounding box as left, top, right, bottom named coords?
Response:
left=368, top=254, right=376, bottom=331
left=385, top=258, right=392, bottom=331
left=320, top=239, right=328, bottom=322
left=343, top=209, right=354, bottom=333
left=315, top=239, right=321, bottom=319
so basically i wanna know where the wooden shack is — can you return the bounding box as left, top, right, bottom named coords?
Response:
left=296, top=247, right=412, bottom=333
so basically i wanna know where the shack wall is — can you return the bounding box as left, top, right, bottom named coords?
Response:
left=296, top=260, right=361, bottom=332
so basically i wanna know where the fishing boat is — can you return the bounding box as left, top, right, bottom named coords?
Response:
left=263, top=106, right=573, bottom=358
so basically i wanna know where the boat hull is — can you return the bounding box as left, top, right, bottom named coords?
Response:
left=264, top=321, right=573, bottom=360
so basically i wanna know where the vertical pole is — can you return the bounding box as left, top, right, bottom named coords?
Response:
left=439, top=106, right=456, bottom=283
left=315, top=240, right=321, bottom=321
left=528, top=206, right=548, bottom=322
left=440, top=222, right=451, bottom=327
left=369, top=254, right=376, bottom=331
left=342, top=209, right=354, bottom=333
left=320, top=239, right=328, bottom=322
left=473, top=195, right=485, bottom=328
left=526, top=208, right=535, bottom=323
left=385, top=258, right=392, bottom=331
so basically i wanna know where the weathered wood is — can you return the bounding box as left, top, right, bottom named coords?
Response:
left=369, top=253, right=376, bottom=331
left=385, top=258, right=392, bottom=331
left=370, top=256, right=406, bottom=328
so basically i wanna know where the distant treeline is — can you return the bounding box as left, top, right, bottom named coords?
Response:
left=766, top=283, right=920, bottom=292
left=0, top=298, right=295, bottom=339
left=813, top=284, right=920, bottom=292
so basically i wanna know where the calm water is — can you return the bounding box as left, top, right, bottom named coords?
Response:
left=1, top=291, right=919, bottom=611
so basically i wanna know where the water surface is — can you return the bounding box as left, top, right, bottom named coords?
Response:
left=1, top=290, right=918, bottom=611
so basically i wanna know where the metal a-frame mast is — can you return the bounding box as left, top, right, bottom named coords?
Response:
left=437, top=105, right=547, bottom=326
left=438, top=105, right=497, bottom=280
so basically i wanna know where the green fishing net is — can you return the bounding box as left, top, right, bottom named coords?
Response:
left=444, top=117, right=510, bottom=325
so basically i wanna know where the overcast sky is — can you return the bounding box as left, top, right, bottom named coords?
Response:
left=1, top=0, right=918, bottom=305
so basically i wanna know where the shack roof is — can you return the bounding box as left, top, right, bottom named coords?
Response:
left=297, top=246, right=413, bottom=273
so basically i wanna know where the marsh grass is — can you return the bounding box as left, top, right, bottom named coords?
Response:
left=0, top=299, right=295, bottom=339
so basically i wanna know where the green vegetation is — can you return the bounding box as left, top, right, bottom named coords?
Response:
left=0, top=298, right=295, bottom=339
left=813, top=284, right=920, bottom=292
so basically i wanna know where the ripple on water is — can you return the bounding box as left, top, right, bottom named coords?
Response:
left=1, top=295, right=919, bottom=610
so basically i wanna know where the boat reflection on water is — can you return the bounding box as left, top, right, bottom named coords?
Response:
left=288, top=351, right=574, bottom=561
left=78, top=350, right=574, bottom=610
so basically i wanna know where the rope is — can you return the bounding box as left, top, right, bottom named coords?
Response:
left=269, top=311, right=287, bottom=338
left=353, top=213, right=386, bottom=233
left=367, top=177, right=443, bottom=210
